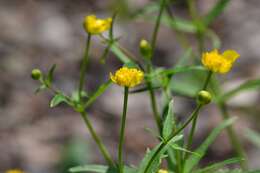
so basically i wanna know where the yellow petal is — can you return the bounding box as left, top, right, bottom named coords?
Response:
left=222, top=50, right=240, bottom=63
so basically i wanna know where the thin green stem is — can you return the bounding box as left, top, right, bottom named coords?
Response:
left=146, top=63, right=162, bottom=132
left=202, top=71, right=213, bottom=90
left=218, top=102, right=248, bottom=170
left=184, top=70, right=212, bottom=161
left=151, top=0, right=167, bottom=56
left=143, top=104, right=203, bottom=173
left=78, top=34, right=92, bottom=100
left=80, top=111, right=114, bottom=167
left=118, top=87, right=129, bottom=173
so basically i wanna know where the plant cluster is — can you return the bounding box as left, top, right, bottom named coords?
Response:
left=7, top=0, right=260, bottom=173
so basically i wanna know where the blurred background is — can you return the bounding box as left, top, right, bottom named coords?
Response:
left=1, top=0, right=260, bottom=173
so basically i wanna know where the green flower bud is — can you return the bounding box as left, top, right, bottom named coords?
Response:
left=197, top=90, right=212, bottom=105
left=31, top=69, right=42, bottom=80
left=139, top=39, right=152, bottom=59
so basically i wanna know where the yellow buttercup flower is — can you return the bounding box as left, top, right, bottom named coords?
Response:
left=110, top=67, right=144, bottom=88
left=158, top=169, right=168, bottom=173
left=83, top=15, right=112, bottom=35
left=201, top=49, right=240, bottom=74
left=5, top=169, right=25, bottom=173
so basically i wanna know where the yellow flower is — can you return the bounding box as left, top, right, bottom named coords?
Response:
left=5, top=169, right=25, bottom=173
left=201, top=49, right=240, bottom=74
left=83, top=15, right=112, bottom=35
left=110, top=67, right=144, bottom=87
left=158, top=169, right=168, bottom=173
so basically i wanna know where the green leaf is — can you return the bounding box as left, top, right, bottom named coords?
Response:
left=45, top=64, right=56, bottom=86
left=69, top=165, right=136, bottom=173
left=162, top=99, right=175, bottom=139
left=184, top=117, right=237, bottom=173
left=84, top=80, right=112, bottom=108
left=50, top=93, right=69, bottom=108
left=138, top=135, right=183, bottom=173
left=244, top=128, right=260, bottom=148
left=170, top=69, right=208, bottom=98
left=194, top=158, right=243, bottom=173
left=110, top=43, right=134, bottom=64
left=203, top=0, right=230, bottom=26
left=161, top=14, right=196, bottom=33
left=162, top=66, right=206, bottom=76
left=220, top=79, right=260, bottom=102
left=171, top=144, right=200, bottom=157
left=34, top=85, right=47, bottom=94
left=175, top=48, right=193, bottom=67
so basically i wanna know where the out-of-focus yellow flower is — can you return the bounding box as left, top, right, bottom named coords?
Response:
left=158, top=169, right=168, bottom=173
left=5, top=169, right=25, bottom=173
left=201, top=49, right=240, bottom=74
left=110, top=67, right=144, bottom=88
left=83, top=15, right=112, bottom=35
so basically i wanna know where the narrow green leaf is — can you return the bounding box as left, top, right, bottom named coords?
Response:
left=161, top=14, right=196, bottom=33
left=244, top=128, right=260, bottom=148
left=46, top=64, right=56, bottom=86
left=84, top=80, right=112, bottom=108
left=162, top=66, right=206, bottom=76
left=194, top=158, right=243, bottom=173
left=162, top=99, right=175, bottom=139
left=171, top=144, right=200, bottom=157
left=50, top=93, right=69, bottom=108
left=203, top=0, right=230, bottom=26
left=110, top=43, right=134, bottom=64
left=175, top=48, right=193, bottom=67
left=184, top=117, right=237, bottom=173
left=220, top=79, right=260, bottom=101
left=69, top=164, right=136, bottom=173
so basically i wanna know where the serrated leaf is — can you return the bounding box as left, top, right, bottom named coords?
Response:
left=162, top=99, right=175, bottom=139
left=50, top=93, right=68, bottom=108
left=184, top=117, right=237, bottom=173
left=138, top=135, right=183, bottom=173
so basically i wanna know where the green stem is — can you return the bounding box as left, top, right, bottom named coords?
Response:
left=184, top=70, right=212, bottom=161
left=80, top=112, right=114, bottom=167
left=147, top=80, right=162, bottom=132
left=218, top=102, right=248, bottom=170
left=144, top=104, right=203, bottom=173
left=118, top=87, right=129, bottom=173
left=202, top=71, right=213, bottom=90
left=78, top=34, right=92, bottom=100
left=151, top=0, right=167, bottom=56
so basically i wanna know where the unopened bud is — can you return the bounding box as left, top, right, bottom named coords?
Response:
left=197, top=90, right=211, bottom=105
left=139, top=39, right=152, bottom=59
left=31, top=69, right=42, bottom=80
